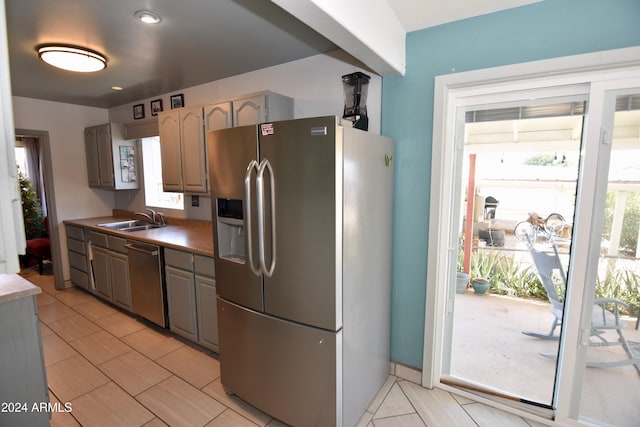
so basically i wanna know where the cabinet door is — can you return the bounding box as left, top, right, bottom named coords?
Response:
left=233, top=95, right=266, bottom=127
left=204, top=102, right=233, bottom=131
left=165, top=266, right=198, bottom=341
left=96, top=124, right=115, bottom=188
left=196, top=275, right=218, bottom=351
left=180, top=107, right=207, bottom=193
left=84, top=127, right=101, bottom=187
left=158, top=111, right=183, bottom=192
left=92, top=246, right=112, bottom=301
left=110, top=251, right=131, bottom=310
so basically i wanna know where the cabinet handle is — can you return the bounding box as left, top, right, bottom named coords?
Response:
left=125, top=243, right=158, bottom=256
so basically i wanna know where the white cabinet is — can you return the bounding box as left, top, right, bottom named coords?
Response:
left=89, top=231, right=132, bottom=311
left=84, top=123, right=139, bottom=190
left=165, top=248, right=217, bottom=351
left=158, top=107, right=207, bottom=193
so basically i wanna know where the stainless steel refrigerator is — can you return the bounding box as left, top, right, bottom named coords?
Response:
left=207, top=116, right=394, bottom=427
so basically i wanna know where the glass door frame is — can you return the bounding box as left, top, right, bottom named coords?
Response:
left=424, top=46, right=640, bottom=424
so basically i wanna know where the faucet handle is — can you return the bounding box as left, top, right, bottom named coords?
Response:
left=145, top=208, right=158, bottom=223
left=156, top=212, right=166, bottom=225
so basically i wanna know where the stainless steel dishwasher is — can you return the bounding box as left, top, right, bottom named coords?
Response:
left=126, top=240, right=167, bottom=327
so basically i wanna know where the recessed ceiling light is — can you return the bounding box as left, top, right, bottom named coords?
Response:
left=37, top=44, right=107, bottom=72
left=112, top=86, right=124, bottom=91
left=134, top=10, right=161, bottom=24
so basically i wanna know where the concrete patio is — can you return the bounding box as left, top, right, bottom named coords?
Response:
left=451, top=290, right=640, bottom=426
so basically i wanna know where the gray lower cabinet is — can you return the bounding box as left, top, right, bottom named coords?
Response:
left=92, top=245, right=112, bottom=300
left=195, top=272, right=218, bottom=351
left=0, top=293, right=50, bottom=426
left=110, top=251, right=131, bottom=310
left=90, top=231, right=132, bottom=311
left=165, top=248, right=218, bottom=351
left=66, top=225, right=91, bottom=290
left=166, top=265, right=198, bottom=341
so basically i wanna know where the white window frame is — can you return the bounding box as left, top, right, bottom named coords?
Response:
left=141, top=136, right=184, bottom=211
left=424, top=46, right=640, bottom=424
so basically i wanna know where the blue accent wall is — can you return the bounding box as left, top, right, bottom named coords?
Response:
left=383, top=0, right=640, bottom=368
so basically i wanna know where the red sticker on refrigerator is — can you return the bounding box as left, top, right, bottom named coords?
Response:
left=260, top=123, right=274, bottom=136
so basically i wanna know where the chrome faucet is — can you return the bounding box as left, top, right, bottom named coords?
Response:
left=134, top=211, right=154, bottom=223
left=135, top=208, right=166, bottom=225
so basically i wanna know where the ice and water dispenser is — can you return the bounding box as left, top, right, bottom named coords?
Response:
left=216, top=199, right=245, bottom=263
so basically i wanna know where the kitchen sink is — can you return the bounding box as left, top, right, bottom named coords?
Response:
left=97, top=220, right=165, bottom=232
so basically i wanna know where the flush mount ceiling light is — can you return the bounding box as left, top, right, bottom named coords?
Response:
left=134, top=10, right=161, bottom=24
left=37, top=44, right=107, bottom=72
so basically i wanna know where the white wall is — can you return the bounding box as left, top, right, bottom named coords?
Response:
left=12, top=96, right=112, bottom=280
left=10, top=51, right=382, bottom=280
left=12, top=97, right=113, bottom=219
left=109, top=50, right=381, bottom=131
left=109, top=51, right=382, bottom=221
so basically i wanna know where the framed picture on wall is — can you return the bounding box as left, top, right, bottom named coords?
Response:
left=170, top=94, right=184, bottom=109
left=133, top=104, right=145, bottom=120
left=150, top=99, right=163, bottom=116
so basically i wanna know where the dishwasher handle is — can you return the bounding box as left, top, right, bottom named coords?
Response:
left=125, top=243, right=159, bottom=256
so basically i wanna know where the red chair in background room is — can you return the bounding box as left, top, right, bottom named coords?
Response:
left=24, top=216, right=51, bottom=275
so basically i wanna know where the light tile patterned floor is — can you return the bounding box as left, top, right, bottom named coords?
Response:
left=24, top=270, right=542, bottom=426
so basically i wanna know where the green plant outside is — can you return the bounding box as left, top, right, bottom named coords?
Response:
left=18, top=170, right=43, bottom=239
left=464, top=249, right=640, bottom=316
left=602, top=191, right=640, bottom=255
left=595, top=268, right=640, bottom=317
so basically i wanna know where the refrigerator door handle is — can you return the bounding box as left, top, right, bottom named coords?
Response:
left=256, top=158, right=276, bottom=277
left=244, top=160, right=261, bottom=275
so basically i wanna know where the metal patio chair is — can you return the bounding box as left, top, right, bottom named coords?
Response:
left=523, top=240, right=640, bottom=369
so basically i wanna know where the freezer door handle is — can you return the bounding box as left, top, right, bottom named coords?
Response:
left=256, top=158, right=276, bottom=277
left=244, top=160, right=261, bottom=275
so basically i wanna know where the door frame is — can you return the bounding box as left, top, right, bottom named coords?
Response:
left=15, top=128, right=64, bottom=289
left=423, top=46, right=640, bottom=423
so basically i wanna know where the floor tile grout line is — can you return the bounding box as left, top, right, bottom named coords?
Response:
left=37, top=288, right=172, bottom=423
left=35, top=276, right=240, bottom=426
left=394, top=379, right=430, bottom=426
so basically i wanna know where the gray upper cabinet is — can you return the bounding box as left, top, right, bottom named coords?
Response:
left=181, top=107, right=207, bottom=193
left=159, top=92, right=293, bottom=194
left=157, top=111, right=183, bottom=192
left=232, top=92, right=293, bottom=127
left=204, top=101, right=233, bottom=132
left=84, top=123, right=139, bottom=190
left=158, top=107, right=207, bottom=194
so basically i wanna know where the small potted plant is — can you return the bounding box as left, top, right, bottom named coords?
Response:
left=455, top=250, right=469, bottom=294
left=471, top=277, right=491, bottom=295
left=456, top=271, right=470, bottom=294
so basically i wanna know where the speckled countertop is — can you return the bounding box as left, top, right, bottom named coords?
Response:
left=0, top=273, right=41, bottom=303
left=63, top=216, right=214, bottom=257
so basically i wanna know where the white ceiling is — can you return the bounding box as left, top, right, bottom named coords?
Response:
left=5, top=0, right=542, bottom=108
left=388, top=0, right=541, bottom=31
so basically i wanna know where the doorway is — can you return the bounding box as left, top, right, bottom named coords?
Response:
left=444, top=97, right=584, bottom=408
left=15, top=129, right=64, bottom=289
left=424, top=49, right=640, bottom=425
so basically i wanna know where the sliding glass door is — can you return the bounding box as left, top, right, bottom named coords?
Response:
left=574, top=88, right=640, bottom=426
left=426, top=57, right=640, bottom=425
left=444, top=95, right=585, bottom=408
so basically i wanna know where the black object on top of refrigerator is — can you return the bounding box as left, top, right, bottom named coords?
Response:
left=208, top=116, right=394, bottom=427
